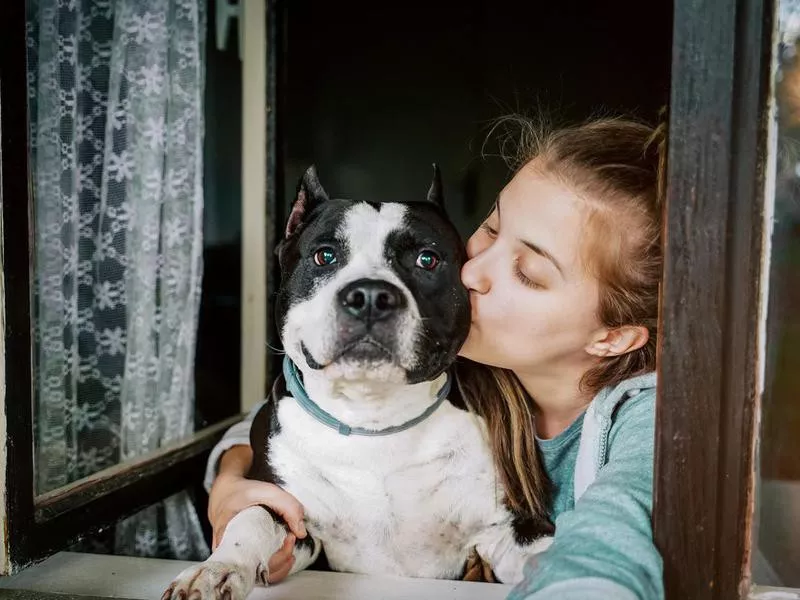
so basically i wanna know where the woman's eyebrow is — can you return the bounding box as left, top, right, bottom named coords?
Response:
left=496, top=198, right=565, bottom=277
left=519, top=238, right=565, bottom=278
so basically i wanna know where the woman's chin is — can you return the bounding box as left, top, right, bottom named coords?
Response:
left=456, top=340, right=512, bottom=370
left=456, top=334, right=480, bottom=362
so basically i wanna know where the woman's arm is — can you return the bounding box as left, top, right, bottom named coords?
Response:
left=509, top=391, right=663, bottom=600
left=203, top=401, right=263, bottom=493
left=204, top=402, right=306, bottom=583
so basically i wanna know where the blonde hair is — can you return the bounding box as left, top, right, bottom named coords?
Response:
left=459, top=114, right=667, bottom=520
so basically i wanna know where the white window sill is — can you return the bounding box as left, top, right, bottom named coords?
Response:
left=0, top=552, right=513, bottom=600
left=750, top=586, right=800, bottom=600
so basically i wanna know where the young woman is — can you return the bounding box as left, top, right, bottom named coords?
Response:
left=203, top=116, right=665, bottom=600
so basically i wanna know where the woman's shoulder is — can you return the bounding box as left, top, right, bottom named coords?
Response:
left=605, top=375, right=657, bottom=459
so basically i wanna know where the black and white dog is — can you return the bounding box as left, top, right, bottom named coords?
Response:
left=163, top=167, right=552, bottom=600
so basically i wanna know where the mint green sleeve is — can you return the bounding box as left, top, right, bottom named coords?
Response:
left=508, top=391, right=663, bottom=600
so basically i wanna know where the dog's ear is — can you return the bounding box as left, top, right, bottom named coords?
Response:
left=285, top=165, right=329, bottom=239
left=426, top=163, right=444, bottom=208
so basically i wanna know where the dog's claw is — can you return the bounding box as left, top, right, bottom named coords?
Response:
left=161, top=583, right=176, bottom=600
left=162, top=562, right=252, bottom=600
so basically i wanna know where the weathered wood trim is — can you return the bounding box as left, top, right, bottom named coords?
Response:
left=653, top=0, right=774, bottom=597
left=34, top=416, right=241, bottom=522
left=1, top=0, right=37, bottom=576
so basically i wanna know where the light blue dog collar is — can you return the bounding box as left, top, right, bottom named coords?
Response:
left=283, top=357, right=451, bottom=436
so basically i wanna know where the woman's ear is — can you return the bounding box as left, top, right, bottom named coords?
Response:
left=585, top=326, right=649, bottom=358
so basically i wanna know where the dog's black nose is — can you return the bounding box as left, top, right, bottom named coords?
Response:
left=338, top=279, right=406, bottom=323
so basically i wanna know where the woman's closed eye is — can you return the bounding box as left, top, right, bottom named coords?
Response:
left=514, top=259, right=546, bottom=290
left=480, top=222, right=498, bottom=238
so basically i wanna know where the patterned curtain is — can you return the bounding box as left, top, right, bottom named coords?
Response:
left=27, top=0, right=209, bottom=559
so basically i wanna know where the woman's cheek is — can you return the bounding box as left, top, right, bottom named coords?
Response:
left=496, top=287, right=520, bottom=317
left=481, top=299, right=510, bottom=328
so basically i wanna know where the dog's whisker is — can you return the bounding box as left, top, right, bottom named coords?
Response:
left=265, top=342, right=286, bottom=355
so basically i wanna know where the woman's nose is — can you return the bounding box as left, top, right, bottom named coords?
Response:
left=461, top=253, right=491, bottom=294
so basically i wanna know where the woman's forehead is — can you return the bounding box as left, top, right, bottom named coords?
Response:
left=496, top=169, right=589, bottom=268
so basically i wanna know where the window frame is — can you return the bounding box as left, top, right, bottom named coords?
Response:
left=0, top=0, right=282, bottom=572
left=1, top=0, right=790, bottom=596
left=652, top=0, right=776, bottom=597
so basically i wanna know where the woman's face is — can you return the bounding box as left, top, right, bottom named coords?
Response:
left=459, top=162, right=603, bottom=376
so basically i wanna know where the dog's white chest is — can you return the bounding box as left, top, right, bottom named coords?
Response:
left=269, top=399, right=503, bottom=578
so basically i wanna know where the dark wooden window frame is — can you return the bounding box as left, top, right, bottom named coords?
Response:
left=1, top=0, right=784, bottom=596
left=653, top=0, right=775, bottom=597
left=0, top=1, right=282, bottom=571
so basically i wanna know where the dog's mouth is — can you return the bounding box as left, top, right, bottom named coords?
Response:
left=301, top=335, right=395, bottom=371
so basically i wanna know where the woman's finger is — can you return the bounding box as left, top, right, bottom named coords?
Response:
left=267, top=556, right=295, bottom=584
left=248, top=485, right=307, bottom=538
left=274, top=534, right=296, bottom=560
left=267, top=554, right=291, bottom=578
left=212, top=523, right=227, bottom=550
left=265, top=535, right=295, bottom=584
left=211, top=514, right=233, bottom=551
left=209, top=482, right=306, bottom=551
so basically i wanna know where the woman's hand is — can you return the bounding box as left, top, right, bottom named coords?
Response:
left=208, top=445, right=307, bottom=583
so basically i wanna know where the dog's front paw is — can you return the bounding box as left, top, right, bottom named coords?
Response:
left=161, top=561, right=260, bottom=600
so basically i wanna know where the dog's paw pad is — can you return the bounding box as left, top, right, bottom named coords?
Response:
left=162, top=562, right=251, bottom=600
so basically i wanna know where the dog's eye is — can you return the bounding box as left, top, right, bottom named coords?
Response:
left=313, top=247, right=337, bottom=266
left=415, top=250, right=439, bottom=270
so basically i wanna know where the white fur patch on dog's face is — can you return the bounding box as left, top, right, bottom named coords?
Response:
left=282, top=202, right=421, bottom=383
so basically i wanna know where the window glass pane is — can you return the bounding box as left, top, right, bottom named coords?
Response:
left=24, top=0, right=237, bottom=559
left=754, top=0, right=800, bottom=586
left=68, top=489, right=210, bottom=560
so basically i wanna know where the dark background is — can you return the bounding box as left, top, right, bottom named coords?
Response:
left=195, top=0, right=673, bottom=436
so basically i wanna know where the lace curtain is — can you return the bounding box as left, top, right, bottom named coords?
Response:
left=27, top=0, right=209, bottom=559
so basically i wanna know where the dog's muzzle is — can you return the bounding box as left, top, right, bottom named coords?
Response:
left=337, top=279, right=406, bottom=326
left=331, top=278, right=409, bottom=364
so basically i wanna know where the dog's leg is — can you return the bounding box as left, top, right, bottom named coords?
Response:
left=162, top=506, right=310, bottom=600
left=264, top=507, right=323, bottom=575
left=474, top=526, right=553, bottom=584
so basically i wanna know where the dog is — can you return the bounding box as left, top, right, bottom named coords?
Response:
left=163, top=166, right=553, bottom=600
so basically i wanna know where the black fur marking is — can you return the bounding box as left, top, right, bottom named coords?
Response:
left=247, top=376, right=287, bottom=484
left=447, top=368, right=469, bottom=412
left=260, top=505, right=284, bottom=523
left=259, top=506, right=318, bottom=558
left=383, top=203, right=470, bottom=384
left=508, top=506, right=555, bottom=545
left=363, top=200, right=381, bottom=211
left=301, top=343, right=325, bottom=370
left=426, top=163, right=445, bottom=208
left=285, top=166, right=330, bottom=239
left=275, top=198, right=353, bottom=336
left=295, top=533, right=317, bottom=554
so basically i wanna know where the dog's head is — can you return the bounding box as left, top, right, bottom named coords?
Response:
left=276, top=165, right=470, bottom=385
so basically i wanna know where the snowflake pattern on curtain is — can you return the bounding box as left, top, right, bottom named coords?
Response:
left=27, top=0, right=209, bottom=560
